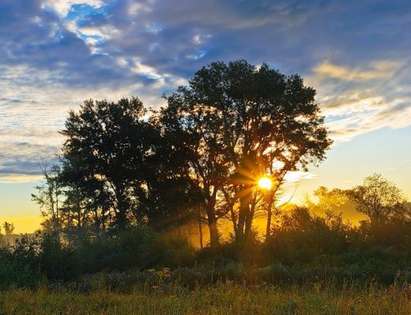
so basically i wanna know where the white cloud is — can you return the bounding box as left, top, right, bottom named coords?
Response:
left=43, top=0, right=105, bottom=17
left=128, top=2, right=152, bottom=16
left=132, top=59, right=164, bottom=80
left=131, top=58, right=187, bottom=89
left=192, top=33, right=212, bottom=45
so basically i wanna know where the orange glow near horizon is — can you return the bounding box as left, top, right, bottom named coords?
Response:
left=0, top=215, right=42, bottom=234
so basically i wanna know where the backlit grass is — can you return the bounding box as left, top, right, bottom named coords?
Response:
left=1, top=283, right=410, bottom=315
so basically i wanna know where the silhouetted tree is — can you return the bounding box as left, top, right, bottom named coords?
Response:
left=60, top=98, right=159, bottom=229
left=160, top=92, right=229, bottom=245
left=32, top=166, right=63, bottom=233
left=138, top=116, right=203, bottom=230
left=59, top=97, right=198, bottom=232
left=161, top=60, right=331, bottom=243
left=2, top=222, right=14, bottom=235
left=348, top=174, right=409, bottom=223
left=0, top=222, right=15, bottom=247
left=58, top=154, right=112, bottom=236
left=307, top=186, right=367, bottom=222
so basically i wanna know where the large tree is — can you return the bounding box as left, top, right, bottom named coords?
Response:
left=161, top=60, right=331, bottom=243
left=160, top=90, right=229, bottom=245
left=59, top=97, right=198, bottom=232
left=60, top=98, right=162, bottom=230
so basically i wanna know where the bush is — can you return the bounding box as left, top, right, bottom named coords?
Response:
left=40, top=233, right=79, bottom=281
left=2, top=208, right=411, bottom=289
left=196, top=234, right=263, bottom=267
left=262, top=208, right=351, bottom=265
left=0, top=226, right=196, bottom=289
left=0, top=235, right=42, bottom=289
left=75, top=226, right=195, bottom=274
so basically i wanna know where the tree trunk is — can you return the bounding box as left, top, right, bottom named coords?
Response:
left=265, top=208, right=272, bottom=241
left=116, top=198, right=128, bottom=230
left=208, top=215, right=219, bottom=247
left=198, top=221, right=204, bottom=249
left=204, top=187, right=219, bottom=247
left=198, top=209, right=204, bottom=249
left=237, top=193, right=250, bottom=242
left=114, top=184, right=129, bottom=230
left=265, top=194, right=274, bottom=241
left=244, top=194, right=257, bottom=240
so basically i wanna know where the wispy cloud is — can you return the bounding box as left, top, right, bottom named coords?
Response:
left=0, top=174, right=43, bottom=184
left=1, top=0, right=411, bottom=182
left=307, top=57, right=411, bottom=141
left=313, top=60, right=401, bottom=81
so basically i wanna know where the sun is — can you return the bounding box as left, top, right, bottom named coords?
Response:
left=257, top=176, right=272, bottom=190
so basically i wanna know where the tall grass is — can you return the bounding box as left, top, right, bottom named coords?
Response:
left=0, top=283, right=410, bottom=315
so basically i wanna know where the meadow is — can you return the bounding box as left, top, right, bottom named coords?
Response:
left=1, top=283, right=411, bottom=315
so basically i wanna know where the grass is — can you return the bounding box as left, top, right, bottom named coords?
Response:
left=0, top=283, right=410, bottom=314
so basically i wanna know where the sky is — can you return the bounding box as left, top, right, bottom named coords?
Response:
left=1, top=0, right=411, bottom=233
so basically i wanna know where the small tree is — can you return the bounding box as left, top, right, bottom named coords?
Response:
left=349, top=174, right=409, bottom=223
left=32, top=166, right=63, bottom=233
left=307, top=186, right=365, bottom=222
left=2, top=222, right=14, bottom=235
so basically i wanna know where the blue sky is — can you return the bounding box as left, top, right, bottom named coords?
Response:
left=0, top=0, right=410, bottom=232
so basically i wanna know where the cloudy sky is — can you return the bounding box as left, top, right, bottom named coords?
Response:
left=1, top=0, right=411, bottom=232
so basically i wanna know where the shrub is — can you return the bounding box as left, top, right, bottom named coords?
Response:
left=0, top=235, right=42, bottom=289
left=74, top=226, right=195, bottom=274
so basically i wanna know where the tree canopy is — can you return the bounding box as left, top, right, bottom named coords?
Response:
left=33, top=60, right=332, bottom=245
left=161, top=60, right=332, bottom=242
left=348, top=174, right=410, bottom=223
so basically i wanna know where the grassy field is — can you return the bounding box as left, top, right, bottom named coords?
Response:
left=0, top=283, right=410, bottom=315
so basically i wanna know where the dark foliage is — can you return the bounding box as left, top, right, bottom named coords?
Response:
left=0, top=227, right=196, bottom=289
left=160, top=60, right=332, bottom=244
left=3, top=206, right=411, bottom=289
